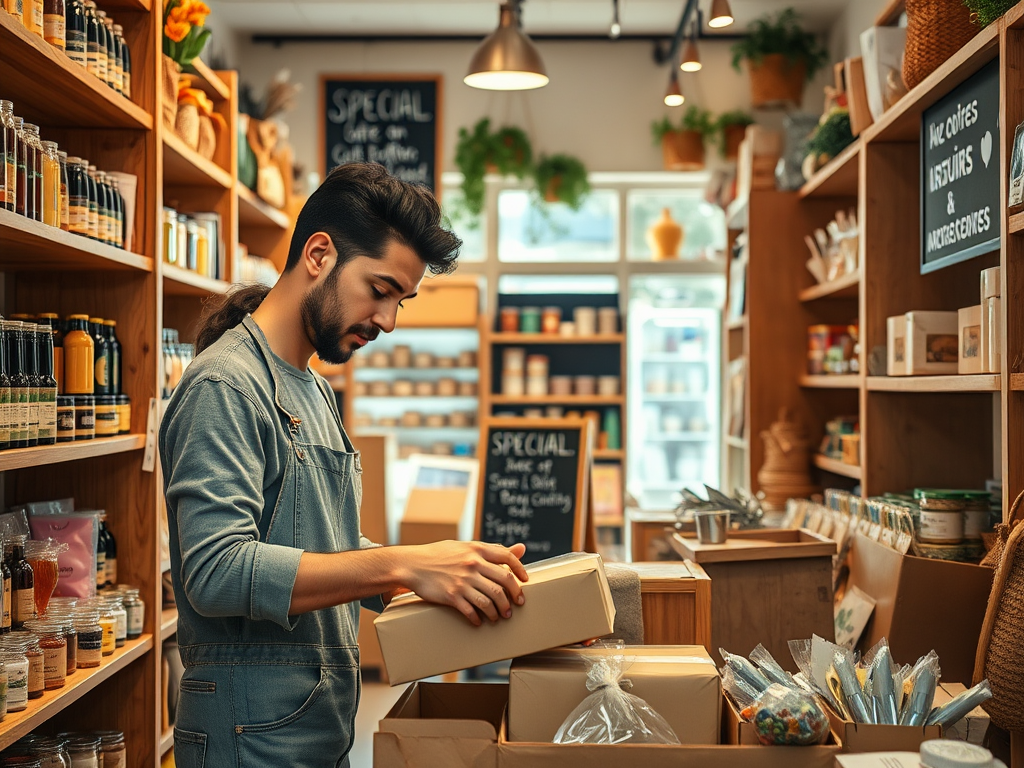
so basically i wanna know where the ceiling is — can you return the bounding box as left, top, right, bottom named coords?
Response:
left=216, top=0, right=851, bottom=38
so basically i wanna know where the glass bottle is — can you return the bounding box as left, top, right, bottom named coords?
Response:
left=24, top=124, right=42, bottom=223
left=66, top=157, right=88, bottom=236
left=14, top=118, right=29, bottom=219
left=63, top=736, right=100, bottom=768
left=40, top=140, right=60, bottom=228
left=91, top=168, right=109, bottom=244
left=89, top=317, right=109, bottom=396
left=43, top=0, right=64, bottom=49
left=185, top=218, right=199, bottom=270
left=23, top=322, right=40, bottom=447
left=106, top=596, right=125, bottom=647
left=9, top=537, right=34, bottom=630
left=95, top=11, right=115, bottom=89
left=108, top=175, right=124, bottom=249
left=102, top=319, right=120, bottom=396
left=36, top=326, right=57, bottom=445
left=121, top=588, right=142, bottom=640
left=24, top=735, right=70, bottom=768
left=62, top=315, right=93, bottom=395
left=72, top=611, right=101, bottom=668
left=2, top=647, right=28, bottom=712
left=1, top=537, right=11, bottom=634
left=100, top=14, right=121, bottom=94
left=83, top=161, right=98, bottom=240
left=24, top=0, right=43, bottom=38
left=57, top=150, right=69, bottom=231
left=0, top=324, right=10, bottom=452
left=94, top=518, right=106, bottom=590
left=7, top=323, right=29, bottom=449
left=113, top=23, right=130, bottom=98
left=64, top=0, right=86, bottom=66
left=0, top=101, right=12, bottom=213
left=38, top=314, right=63, bottom=394
left=162, top=208, right=177, bottom=264
left=175, top=213, right=187, bottom=267
left=195, top=221, right=209, bottom=276
left=83, top=1, right=105, bottom=83
left=96, top=604, right=115, bottom=656
left=102, top=515, right=116, bottom=586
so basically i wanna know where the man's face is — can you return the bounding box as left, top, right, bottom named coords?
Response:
left=301, top=239, right=426, bottom=365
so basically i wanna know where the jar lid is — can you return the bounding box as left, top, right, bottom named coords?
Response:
left=57, top=396, right=75, bottom=406
left=96, top=396, right=117, bottom=405
left=117, top=395, right=130, bottom=404
left=520, top=306, right=541, bottom=314
left=92, top=730, right=125, bottom=745
left=74, top=395, right=95, bottom=405
left=920, top=739, right=996, bottom=768
left=914, top=489, right=971, bottom=500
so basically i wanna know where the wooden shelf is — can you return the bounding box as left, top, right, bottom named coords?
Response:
left=187, top=57, right=230, bottom=101
left=490, top=394, right=624, bottom=406
left=237, top=184, right=291, bottom=230
left=0, top=434, right=145, bottom=472
left=0, top=635, right=153, bottom=751
left=487, top=333, right=624, bottom=345
left=163, top=264, right=230, bottom=297
left=799, top=141, right=861, bottom=198
left=358, top=395, right=478, bottom=401
left=813, top=454, right=862, bottom=479
left=1012, top=373, right=1024, bottom=391
left=1009, top=209, right=1024, bottom=234
left=863, top=21, right=1000, bottom=143
left=875, top=0, right=905, bottom=25
left=799, top=271, right=860, bottom=301
left=161, top=608, right=178, bottom=641
left=355, top=367, right=479, bottom=375
left=725, top=435, right=748, bottom=449
left=593, top=449, right=625, bottom=460
left=160, top=729, right=174, bottom=757
left=0, top=13, right=151, bottom=130
left=726, top=316, right=747, bottom=331
left=866, top=374, right=1000, bottom=392
left=799, top=374, right=862, bottom=389
left=0, top=209, right=153, bottom=272
left=163, top=133, right=232, bottom=188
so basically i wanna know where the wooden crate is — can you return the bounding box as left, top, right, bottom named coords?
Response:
left=623, top=561, right=711, bottom=649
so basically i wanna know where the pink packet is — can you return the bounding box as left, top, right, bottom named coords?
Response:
left=28, top=512, right=99, bottom=599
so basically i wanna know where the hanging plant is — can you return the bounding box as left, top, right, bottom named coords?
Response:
left=454, top=119, right=534, bottom=223
left=653, top=107, right=713, bottom=171
left=533, top=154, right=590, bottom=210
left=714, top=110, right=755, bottom=159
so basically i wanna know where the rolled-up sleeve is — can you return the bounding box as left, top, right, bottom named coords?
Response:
left=162, top=377, right=302, bottom=630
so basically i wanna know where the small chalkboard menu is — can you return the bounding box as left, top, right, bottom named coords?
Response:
left=321, top=74, right=441, bottom=192
left=921, top=58, right=1000, bottom=273
left=475, top=418, right=593, bottom=564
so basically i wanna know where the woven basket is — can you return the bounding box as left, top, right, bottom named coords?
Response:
left=903, top=0, right=979, bottom=91
left=748, top=54, right=806, bottom=108
left=661, top=131, right=705, bottom=171
left=973, top=489, right=1024, bottom=730
left=161, top=55, right=180, bottom=128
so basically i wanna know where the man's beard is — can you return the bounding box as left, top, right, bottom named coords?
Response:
left=300, top=271, right=378, bottom=365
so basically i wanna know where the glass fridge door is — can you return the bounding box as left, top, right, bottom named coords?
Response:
left=627, top=286, right=722, bottom=512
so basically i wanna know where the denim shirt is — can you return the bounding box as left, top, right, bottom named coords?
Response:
left=160, top=315, right=381, bottom=768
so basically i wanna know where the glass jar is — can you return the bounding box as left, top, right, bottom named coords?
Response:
left=26, top=621, right=66, bottom=690
left=73, top=611, right=101, bottom=668
left=914, top=489, right=965, bottom=545
left=162, top=207, right=177, bottom=264
left=56, top=396, right=75, bottom=442
left=121, top=588, right=143, bottom=640
left=93, top=395, right=118, bottom=437
left=185, top=218, right=199, bottom=271
left=45, top=613, right=76, bottom=675
left=195, top=223, right=209, bottom=276
left=21, top=636, right=44, bottom=699
left=175, top=214, right=188, bottom=268
left=0, top=758, right=43, bottom=768
left=73, top=395, right=94, bottom=440
left=519, top=306, right=541, bottom=333
left=40, top=141, right=60, bottom=228
left=97, top=605, right=116, bottom=656
left=93, top=731, right=124, bottom=768
left=115, top=395, right=130, bottom=434
left=106, top=596, right=126, bottom=647
left=57, top=151, right=70, bottom=231
left=61, top=736, right=99, bottom=768
left=540, top=306, right=561, bottom=334
left=0, top=655, right=8, bottom=721
left=23, top=124, right=43, bottom=223
left=2, top=647, right=28, bottom=712
left=24, top=735, right=70, bottom=768
left=960, top=491, right=993, bottom=542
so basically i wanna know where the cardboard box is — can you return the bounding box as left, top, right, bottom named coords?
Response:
left=397, top=274, right=480, bottom=327
left=509, top=645, right=720, bottom=744
left=374, top=552, right=616, bottom=685
left=958, top=305, right=983, bottom=375
left=982, top=296, right=1001, bottom=373
left=933, top=682, right=990, bottom=745
left=723, top=690, right=842, bottom=757
left=905, top=311, right=958, bottom=375
left=824, top=704, right=940, bottom=753
left=886, top=315, right=907, bottom=376
left=375, top=682, right=841, bottom=768
left=399, top=487, right=469, bottom=546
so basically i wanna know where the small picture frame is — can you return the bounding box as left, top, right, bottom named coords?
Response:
left=1010, top=121, right=1024, bottom=206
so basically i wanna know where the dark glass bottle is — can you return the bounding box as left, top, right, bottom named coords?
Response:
left=113, top=23, right=130, bottom=98
left=37, top=313, right=64, bottom=395
left=83, top=1, right=105, bottom=84
left=109, top=176, right=124, bottom=249
left=14, top=118, right=28, bottom=219
left=96, top=11, right=115, bottom=89
left=0, top=320, right=9, bottom=452
left=24, top=323, right=40, bottom=448
left=36, top=327, right=57, bottom=446
left=10, top=535, right=34, bottom=630
left=83, top=161, right=98, bottom=241
left=100, top=172, right=117, bottom=246
left=100, top=514, right=116, bottom=587
left=65, top=0, right=87, bottom=67
left=0, top=101, right=9, bottom=214
left=89, top=317, right=110, bottom=396
left=67, top=157, right=88, bottom=236
left=8, top=322, right=29, bottom=449
left=1, top=537, right=11, bottom=634
left=95, top=519, right=107, bottom=590
left=103, top=320, right=121, bottom=396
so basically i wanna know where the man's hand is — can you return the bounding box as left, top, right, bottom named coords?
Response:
left=403, top=541, right=528, bottom=627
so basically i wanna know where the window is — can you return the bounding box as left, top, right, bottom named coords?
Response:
left=627, top=189, right=726, bottom=261
left=497, top=189, right=619, bottom=262
left=441, top=186, right=485, bottom=262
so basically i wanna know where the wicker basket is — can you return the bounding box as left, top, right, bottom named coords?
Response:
left=661, top=131, right=705, bottom=171
left=903, top=0, right=979, bottom=91
left=973, top=489, right=1024, bottom=730
left=748, top=54, right=806, bottom=108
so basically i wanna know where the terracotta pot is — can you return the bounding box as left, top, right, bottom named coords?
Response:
left=196, top=114, right=216, bottom=160
left=722, top=124, right=748, bottom=161
left=161, top=55, right=180, bottom=128
left=646, top=208, right=685, bottom=260
left=543, top=176, right=561, bottom=203
left=174, top=103, right=200, bottom=150
left=748, top=54, right=807, bottom=108
left=661, top=131, right=705, bottom=171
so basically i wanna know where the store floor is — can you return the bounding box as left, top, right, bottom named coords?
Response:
left=350, top=682, right=407, bottom=768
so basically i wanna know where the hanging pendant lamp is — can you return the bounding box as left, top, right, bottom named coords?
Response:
left=709, top=0, right=734, bottom=28
left=464, top=1, right=549, bottom=91
left=664, top=72, right=685, bottom=107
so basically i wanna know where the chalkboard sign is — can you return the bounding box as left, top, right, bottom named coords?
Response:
left=475, top=418, right=593, bottom=564
left=921, top=59, right=1000, bottom=274
left=320, top=74, right=442, bottom=192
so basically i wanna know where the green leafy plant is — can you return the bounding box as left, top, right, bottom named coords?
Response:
left=491, top=126, right=533, bottom=176
left=533, top=154, right=590, bottom=210
left=714, top=110, right=755, bottom=156
left=730, top=8, right=829, bottom=79
left=453, top=118, right=534, bottom=221
left=806, top=109, right=854, bottom=161
left=964, top=0, right=1016, bottom=27
left=651, top=117, right=677, bottom=144
left=680, top=105, right=715, bottom=136
left=163, top=0, right=212, bottom=69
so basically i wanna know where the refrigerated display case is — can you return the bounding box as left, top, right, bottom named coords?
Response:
left=627, top=276, right=724, bottom=511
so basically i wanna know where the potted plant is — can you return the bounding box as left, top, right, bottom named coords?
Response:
left=533, top=154, right=589, bottom=209
left=454, top=118, right=533, bottom=220
left=163, top=0, right=212, bottom=128
left=730, top=8, right=829, bottom=108
left=802, top=107, right=854, bottom=180
left=652, top=106, right=714, bottom=171
left=715, top=110, right=755, bottom=161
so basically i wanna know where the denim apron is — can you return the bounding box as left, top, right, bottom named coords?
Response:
left=174, top=317, right=364, bottom=768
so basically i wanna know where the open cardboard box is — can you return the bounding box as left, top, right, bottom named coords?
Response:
left=847, top=532, right=993, bottom=685
left=376, top=682, right=841, bottom=768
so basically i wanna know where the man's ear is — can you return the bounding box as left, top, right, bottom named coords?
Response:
left=302, top=232, right=335, bottom=278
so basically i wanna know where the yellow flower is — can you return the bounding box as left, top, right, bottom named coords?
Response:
left=185, top=0, right=210, bottom=26
left=167, top=5, right=190, bottom=25
left=165, top=19, right=189, bottom=42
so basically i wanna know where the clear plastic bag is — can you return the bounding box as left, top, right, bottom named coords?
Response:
left=900, top=653, right=940, bottom=726
left=927, top=680, right=993, bottom=729
left=720, top=648, right=771, bottom=695
left=552, top=646, right=681, bottom=745
left=750, top=644, right=798, bottom=689
left=722, top=665, right=760, bottom=711
left=740, top=683, right=830, bottom=746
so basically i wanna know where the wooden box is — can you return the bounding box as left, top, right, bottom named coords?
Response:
left=622, top=561, right=711, bottom=648
left=628, top=510, right=677, bottom=562
left=398, top=274, right=481, bottom=327
left=670, top=529, right=836, bottom=669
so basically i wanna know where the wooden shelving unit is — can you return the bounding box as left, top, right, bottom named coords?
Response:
left=866, top=375, right=1001, bottom=393
left=237, top=184, right=291, bottom=229
left=0, top=210, right=154, bottom=272
left=813, top=454, right=861, bottom=480
left=160, top=609, right=178, bottom=641
left=162, top=132, right=233, bottom=188
left=1012, top=374, right=1024, bottom=391
left=799, top=375, right=862, bottom=389
left=489, top=394, right=623, bottom=406
left=799, top=271, right=860, bottom=302
left=0, top=435, right=145, bottom=472
left=160, top=729, right=175, bottom=758
left=163, top=263, right=230, bottom=297
left=725, top=316, right=747, bottom=331
left=486, top=333, right=625, bottom=345
left=798, top=140, right=860, bottom=199
left=1008, top=209, right=1024, bottom=235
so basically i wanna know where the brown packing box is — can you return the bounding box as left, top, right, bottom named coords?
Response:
left=399, top=487, right=469, bottom=545
left=508, top=645, right=721, bottom=744
left=375, top=682, right=840, bottom=768
left=374, top=552, right=616, bottom=685
left=722, top=689, right=842, bottom=761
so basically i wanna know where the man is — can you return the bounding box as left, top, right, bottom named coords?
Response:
left=160, top=163, right=527, bottom=768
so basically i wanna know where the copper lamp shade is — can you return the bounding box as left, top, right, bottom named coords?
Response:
left=709, top=0, right=734, bottom=28
left=680, top=38, right=701, bottom=72
left=464, top=3, right=549, bottom=91
left=664, top=74, right=685, bottom=107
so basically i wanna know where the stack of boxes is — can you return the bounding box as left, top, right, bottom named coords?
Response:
left=958, top=267, right=1002, bottom=375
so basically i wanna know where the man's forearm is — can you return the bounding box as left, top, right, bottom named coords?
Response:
left=289, top=547, right=413, bottom=615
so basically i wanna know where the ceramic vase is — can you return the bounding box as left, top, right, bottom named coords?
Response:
left=646, top=208, right=684, bottom=260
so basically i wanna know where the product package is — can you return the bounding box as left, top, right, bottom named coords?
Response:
left=509, top=644, right=720, bottom=744
left=25, top=501, right=100, bottom=599
left=375, top=552, right=616, bottom=685
left=905, top=311, right=958, bottom=375
left=740, top=683, right=830, bottom=746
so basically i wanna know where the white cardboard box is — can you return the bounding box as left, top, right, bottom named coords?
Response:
left=860, top=27, right=908, bottom=122
left=958, top=305, right=983, bottom=375
left=906, top=311, right=959, bottom=375
left=887, top=315, right=907, bottom=376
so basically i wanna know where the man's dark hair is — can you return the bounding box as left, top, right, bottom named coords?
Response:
left=194, top=163, right=461, bottom=354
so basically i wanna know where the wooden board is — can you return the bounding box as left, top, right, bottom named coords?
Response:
left=626, top=561, right=712, bottom=648
left=670, top=530, right=836, bottom=564
left=798, top=140, right=860, bottom=198
left=865, top=374, right=1000, bottom=392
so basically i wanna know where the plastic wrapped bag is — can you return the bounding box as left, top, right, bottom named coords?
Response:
left=740, top=683, right=830, bottom=746
left=722, top=665, right=760, bottom=711
left=750, top=644, right=798, bottom=689
left=720, top=648, right=771, bottom=695
left=552, top=647, right=681, bottom=745
left=927, top=680, right=993, bottom=729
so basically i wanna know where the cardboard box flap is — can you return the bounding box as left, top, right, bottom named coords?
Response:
left=517, top=645, right=716, bottom=670
left=380, top=682, right=504, bottom=740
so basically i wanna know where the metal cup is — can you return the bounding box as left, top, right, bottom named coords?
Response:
left=694, top=510, right=730, bottom=544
